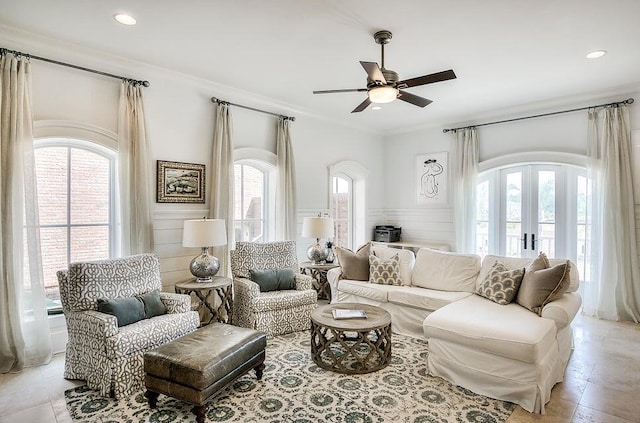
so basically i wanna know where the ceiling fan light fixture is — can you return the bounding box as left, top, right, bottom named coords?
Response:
left=368, top=86, right=398, bottom=104
left=586, top=50, right=607, bottom=59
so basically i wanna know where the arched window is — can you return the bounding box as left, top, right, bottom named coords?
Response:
left=34, top=138, right=116, bottom=312
left=233, top=148, right=276, bottom=242
left=329, top=161, right=368, bottom=249
left=331, top=174, right=353, bottom=248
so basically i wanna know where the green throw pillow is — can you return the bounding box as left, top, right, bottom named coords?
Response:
left=138, top=290, right=167, bottom=318
left=97, top=296, right=146, bottom=327
left=249, top=268, right=297, bottom=292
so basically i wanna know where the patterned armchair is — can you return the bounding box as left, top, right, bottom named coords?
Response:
left=57, top=254, right=199, bottom=398
left=231, top=241, right=318, bottom=336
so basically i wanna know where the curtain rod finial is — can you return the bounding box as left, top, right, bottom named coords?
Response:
left=142, top=81, right=150, bottom=88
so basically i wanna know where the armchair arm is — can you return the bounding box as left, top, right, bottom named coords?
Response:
left=65, top=310, right=118, bottom=338
left=234, top=277, right=261, bottom=300
left=295, top=273, right=314, bottom=291
left=159, top=292, right=192, bottom=314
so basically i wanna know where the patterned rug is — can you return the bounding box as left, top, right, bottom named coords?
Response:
left=65, top=331, right=515, bottom=422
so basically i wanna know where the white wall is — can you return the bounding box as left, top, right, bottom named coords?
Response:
left=3, top=30, right=386, bottom=294
left=384, top=92, right=640, bottom=250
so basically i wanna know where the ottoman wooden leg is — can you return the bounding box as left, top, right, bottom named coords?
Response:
left=254, top=362, right=265, bottom=380
left=192, top=405, right=208, bottom=423
left=145, top=390, right=159, bottom=408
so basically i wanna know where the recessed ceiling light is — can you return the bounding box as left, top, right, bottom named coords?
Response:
left=114, top=14, right=137, bottom=26
left=372, top=106, right=382, bottom=110
left=586, top=50, right=607, bottom=59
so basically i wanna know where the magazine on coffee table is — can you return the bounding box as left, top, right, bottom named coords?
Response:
left=332, top=309, right=368, bottom=320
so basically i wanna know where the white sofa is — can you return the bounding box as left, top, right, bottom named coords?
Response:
left=327, top=245, right=582, bottom=413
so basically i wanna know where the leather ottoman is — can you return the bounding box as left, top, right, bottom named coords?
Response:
left=144, top=323, right=266, bottom=423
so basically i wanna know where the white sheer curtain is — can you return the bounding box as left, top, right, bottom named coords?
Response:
left=452, top=127, right=479, bottom=254
left=275, top=117, right=297, bottom=241
left=0, top=52, right=52, bottom=372
left=209, top=103, right=234, bottom=276
left=584, top=105, right=640, bottom=322
left=118, top=81, right=154, bottom=255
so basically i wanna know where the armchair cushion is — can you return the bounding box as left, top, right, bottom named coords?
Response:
left=140, top=290, right=167, bottom=318
left=97, top=296, right=146, bottom=327
left=231, top=241, right=299, bottom=279
left=249, top=268, right=296, bottom=292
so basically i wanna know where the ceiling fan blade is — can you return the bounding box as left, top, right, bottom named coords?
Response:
left=397, top=69, right=456, bottom=89
left=360, top=61, right=387, bottom=85
left=397, top=90, right=433, bottom=108
left=351, top=98, right=371, bottom=113
left=313, top=88, right=368, bottom=94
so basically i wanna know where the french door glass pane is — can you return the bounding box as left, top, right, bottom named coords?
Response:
left=506, top=173, right=521, bottom=222
left=505, top=222, right=522, bottom=257
left=538, top=171, right=555, bottom=223
left=538, top=223, right=556, bottom=256
left=476, top=221, right=488, bottom=257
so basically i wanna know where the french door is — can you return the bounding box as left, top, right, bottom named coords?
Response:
left=477, top=163, right=584, bottom=262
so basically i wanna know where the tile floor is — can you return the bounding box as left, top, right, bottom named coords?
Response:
left=0, top=313, right=638, bottom=423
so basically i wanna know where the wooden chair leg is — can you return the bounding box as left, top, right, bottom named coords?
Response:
left=254, top=362, right=265, bottom=380
left=145, top=390, right=159, bottom=408
left=192, top=405, right=208, bottom=423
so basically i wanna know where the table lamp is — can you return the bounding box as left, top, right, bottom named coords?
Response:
left=182, top=218, right=227, bottom=282
left=301, top=216, right=334, bottom=264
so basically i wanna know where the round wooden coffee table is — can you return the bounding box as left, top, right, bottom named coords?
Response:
left=310, top=303, right=392, bottom=374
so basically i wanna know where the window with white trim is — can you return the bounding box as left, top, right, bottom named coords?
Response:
left=34, top=139, right=116, bottom=313
left=233, top=159, right=275, bottom=242
left=329, top=161, right=368, bottom=249
left=331, top=174, right=353, bottom=248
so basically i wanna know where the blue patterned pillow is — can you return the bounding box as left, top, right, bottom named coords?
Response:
left=97, top=297, right=146, bottom=326
left=475, top=261, right=524, bottom=305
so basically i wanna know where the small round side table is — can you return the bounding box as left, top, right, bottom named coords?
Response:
left=300, top=261, right=339, bottom=301
left=175, top=276, right=233, bottom=326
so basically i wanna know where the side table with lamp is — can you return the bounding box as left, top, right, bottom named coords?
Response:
left=301, top=215, right=336, bottom=300
left=179, top=218, right=233, bottom=325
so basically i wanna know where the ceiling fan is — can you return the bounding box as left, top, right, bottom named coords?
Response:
left=313, top=30, right=456, bottom=113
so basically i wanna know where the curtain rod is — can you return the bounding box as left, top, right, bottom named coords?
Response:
left=443, top=97, right=634, bottom=133
left=211, top=97, right=295, bottom=121
left=0, top=47, right=150, bottom=87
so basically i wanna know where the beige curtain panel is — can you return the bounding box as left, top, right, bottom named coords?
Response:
left=209, top=103, right=235, bottom=277
left=118, top=81, right=154, bottom=255
left=452, top=127, right=479, bottom=254
left=0, top=52, right=52, bottom=372
left=275, top=118, right=297, bottom=241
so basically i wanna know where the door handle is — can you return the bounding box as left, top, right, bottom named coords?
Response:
left=531, top=234, right=536, bottom=250
left=521, top=233, right=528, bottom=250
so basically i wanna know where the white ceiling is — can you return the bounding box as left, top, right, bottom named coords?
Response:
left=1, top=0, right=639, bottom=133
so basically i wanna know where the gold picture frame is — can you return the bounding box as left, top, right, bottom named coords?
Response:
left=156, top=160, right=205, bottom=203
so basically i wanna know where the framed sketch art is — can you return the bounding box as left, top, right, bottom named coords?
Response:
left=156, top=160, right=205, bottom=203
left=416, top=152, right=448, bottom=206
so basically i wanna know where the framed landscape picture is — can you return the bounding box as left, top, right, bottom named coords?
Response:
left=156, top=160, right=205, bottom=203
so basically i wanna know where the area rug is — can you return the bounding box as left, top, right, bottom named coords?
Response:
left=65, top=331, right=515, bottom=422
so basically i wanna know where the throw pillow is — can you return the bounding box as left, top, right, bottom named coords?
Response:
left=97, top=296, right=146, bottom=327
left=516, top=252, right=571, bottom=315
left=334, top=242, right=371, bottom=281
left=249, top=268, right=297, bottom=292
left=475, top=261, right=524, bottom=305
left=369, top=252, right=402, bottom=286
left=138, top=290, right=167, bottom=319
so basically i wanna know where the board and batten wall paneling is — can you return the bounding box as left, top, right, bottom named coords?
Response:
left=384, top=208, right=455, bottom=250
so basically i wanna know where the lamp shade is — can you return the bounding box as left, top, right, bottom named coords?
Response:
left=368, top=86, right=398, bottom=104
left=301, top=216, right=334, bottom=239
left=182, top=218, right=227, bottom=247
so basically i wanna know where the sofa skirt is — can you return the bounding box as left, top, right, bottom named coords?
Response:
left=426, top=335, right=570, bottom=413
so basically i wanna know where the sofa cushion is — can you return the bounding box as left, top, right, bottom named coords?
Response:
left=423, top=295, right=557, bottom=363
left=338, top=280, right=389, bottom=302
left=477, top=254, right=579, bottom=293
left=335, top=243, right=370, bottom=281
left=411, top=248, right=480, bottom=292
left=371, top=246, right=415, bottom=286
left=475, top=261, right=524, bottom=305
left=516, top=253, right=571, bottom=315
left=369, top=253, right=402, bottom=286
left=388, top=287, right=472, bottom=311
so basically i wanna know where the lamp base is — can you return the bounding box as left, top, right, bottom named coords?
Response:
left=189, top=247, right=220, bottom=282
left=306, top=241, right=328, bottom=265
